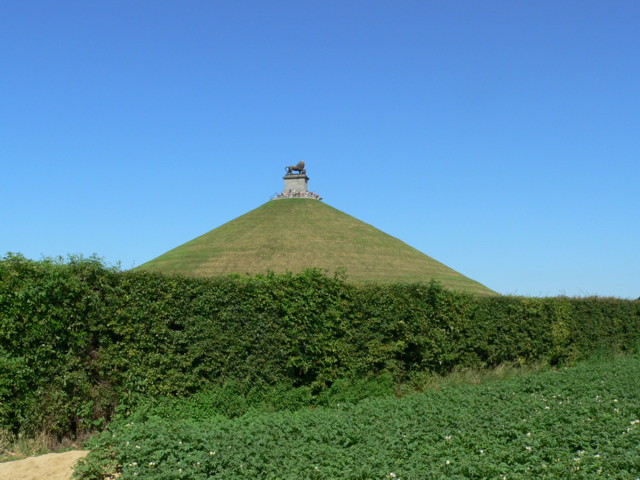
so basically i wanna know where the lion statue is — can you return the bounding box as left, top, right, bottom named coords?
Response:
left=285, top=161, right=306, bottom=175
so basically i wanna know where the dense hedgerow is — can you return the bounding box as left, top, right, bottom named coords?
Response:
left=75, top=356, right=640, bottom=480
left=1, top=254, right=639, bottom=438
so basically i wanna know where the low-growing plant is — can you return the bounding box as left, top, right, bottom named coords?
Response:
left=74, top=356, right=640, bottom=479
left=0, top=428, right=81, bottom=462
left=123, top=374, right=395, bottom=424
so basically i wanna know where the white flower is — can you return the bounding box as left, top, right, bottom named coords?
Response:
left=445, top=460, right=451, bottom=465
left=444, top=435, right=452, bottom=441
left=389, top=474, right=397, bottom=478
left=525, top=446, right=532, bottom=452
left=209, top=451, right=216, bottom=455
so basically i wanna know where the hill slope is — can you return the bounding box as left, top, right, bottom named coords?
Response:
left=137, top=199, right=494, bottom=295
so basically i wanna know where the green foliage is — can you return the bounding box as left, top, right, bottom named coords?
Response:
left=0, top=253, right=121, bottom=437
left=75, top=356, right=640, bottom=479
left=1, top=254, right=639, bottom=439
left=126, top=374, right=395, bottom=423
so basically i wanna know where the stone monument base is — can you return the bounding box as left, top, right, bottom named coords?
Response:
left=272, top=167, right=322, bottom=201
left=282, top=173, right=309, bottom=195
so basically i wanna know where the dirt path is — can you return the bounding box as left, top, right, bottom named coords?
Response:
left=0, top=450, right=89, bottom=480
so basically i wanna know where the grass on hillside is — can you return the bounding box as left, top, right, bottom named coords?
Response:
left=138, top=199, right=495, bottom=295
left=75, top=354, right=640, bottom=479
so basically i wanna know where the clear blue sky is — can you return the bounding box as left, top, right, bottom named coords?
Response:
left=2, top=1, right=638, bottom=298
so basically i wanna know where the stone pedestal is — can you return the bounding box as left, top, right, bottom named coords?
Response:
left=272, top=169, right=321, bottom=200
left=282, top=173, right=309, bottom=195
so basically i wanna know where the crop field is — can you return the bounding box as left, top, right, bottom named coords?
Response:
left=75, top=355, right=640, bottom=480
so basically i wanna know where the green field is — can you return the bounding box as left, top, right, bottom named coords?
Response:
left=136, top=199, right=495, bottom=295
left=76, top=355, right=640, bottom=479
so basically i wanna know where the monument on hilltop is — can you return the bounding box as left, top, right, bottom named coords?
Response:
left=273, top=161, right=322, bottom=200
left=136, top=161, right=496, bottom=295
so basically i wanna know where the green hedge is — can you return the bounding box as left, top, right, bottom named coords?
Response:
left=1, top=254, right=639, bottom=438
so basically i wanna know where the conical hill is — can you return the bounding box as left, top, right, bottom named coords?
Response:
left=137, top=199, right=495, bottom=295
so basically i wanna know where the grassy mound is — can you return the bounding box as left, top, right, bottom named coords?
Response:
left=136, top=199, right=495, bottom=295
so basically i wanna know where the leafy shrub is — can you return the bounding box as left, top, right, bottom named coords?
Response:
left=1, top=254, right=639, bottom=438
left=126, top=374, right=395, bottom=424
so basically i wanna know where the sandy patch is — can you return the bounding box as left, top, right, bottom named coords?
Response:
left=0, top=450, right=89, bottom=480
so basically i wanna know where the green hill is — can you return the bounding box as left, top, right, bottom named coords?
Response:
left=137, top=199, right=495, bottom=295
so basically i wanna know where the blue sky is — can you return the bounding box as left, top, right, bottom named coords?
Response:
left=1, top=1, right=638, bottom=298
